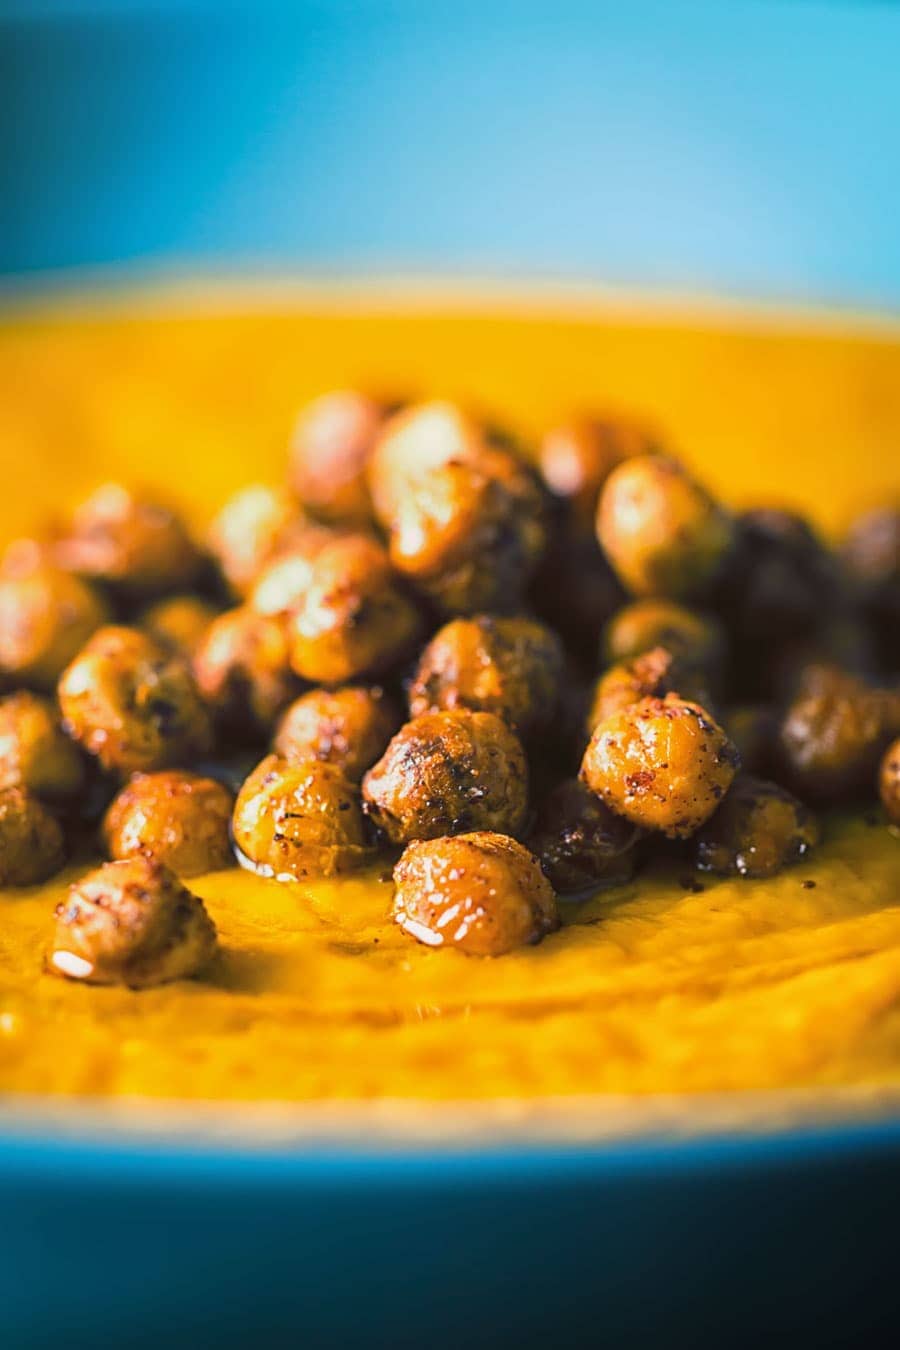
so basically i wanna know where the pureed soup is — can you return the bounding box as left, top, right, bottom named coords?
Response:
left=0, top=285, right=898, bottom=1104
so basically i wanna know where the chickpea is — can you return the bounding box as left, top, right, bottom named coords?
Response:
left=289, top=390, right=383, bottom=525
left=47, top=856, right=216, bottom=986
left=140, top=594, right=218, bottom=657
left=880, top=737, right=900, bottom=825
left=54, top=484, right=200, bottom=596
left=274, top=685, right=401, bottom=782
left=368, top=400, right=485, bottom=525
left=102, top=770, right=235, bottom=876
left=58, top=625, right=212, bottom=776
left=722, top=704, right=779, bottom=778
left=694, top=775, right=820, bottom=879
left=408, top=615, right=565, bottom=742
left=843, top=507, right=900, bottom=669
left=207, top=485, right=313, bottom=597
left=531, top=535, right=625, bottom=664
left=192, top=607, right=298, bottom=742
left=581, top=694, right=740, bottom=838
left=248, top=536, right=335, bottom=621
left=0, top=786, right=66, bottom=886
left=778, top=668, right=894, bottom=803
left=0, top=564, right=109, bottom=690
left=287, top=534, right=421, bottom=685
left=587, top=646, right=715, bottom=731
left=539, top=415, right=656, bottom=534
left=714, top=509, right=836, bottom=644
left=601, top=598, right=724, bottom=672
left=232, top=753, right=371, bottom=879
left=529, top=778, right=642, bottom=894
left=0, top=691, right=84, bottom=801
left=597, top=455, right=734, bottom=599
left=392, top=831, right=559, bottom=956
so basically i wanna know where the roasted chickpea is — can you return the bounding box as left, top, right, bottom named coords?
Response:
left=531, top=534, right=626, bottom=664
left=587, top=646, right=715, bottom=731
left=368, top=400, right=486, bottom=525
left=141, top=595, right=218, bottom=657
left=392, top=831, right=559, bottom=956
left=232, top=753, right=370, bottom=879
left=539, top=415, right=656, bottom=534
left=192, top=607, right=298, bottom=742
left=247, top=534, right=337, bottom=621
left=693, top=775, right=820, bottom=878
left=713, top=509, right=836, bottom=645
left=274, top=685, right=401, bottom=781
left=53, top=484, right=200, bottom=596
left=0, top=691, right=84, bottom=801
left=287, top=534, right=421, bottom=685
left=48, top=856, right=216, bottom=986
left=58, top=625, right=212, bottom=776
left=778, top=668, right=895, bottom=803
left=597, top=455, right=734, bottom=599
left=289, top=390, right=383, bottom=525
left=581, top=694, right=740, bottom=838
left=0, top=786, right=66, bottom=886
left=880, top=737, right=900, bottom=825
left=0, top=564, right=109, bottom=690
left=601, top=598, right=724, bottom=672
left=529, top=778, right=642, bottom=894
left=362, top=708, right=528, bottom=845
left=207, top=485, right=313, bottom=597
left=722, top=704, right=779, bottom=778
left=409, top=615, right=565, bottom=741
left=102, top=770, right=235, bottom=876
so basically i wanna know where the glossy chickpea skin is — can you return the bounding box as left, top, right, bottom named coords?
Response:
left=367, top=400, right=486, bottom=524
left=141, top=594, right=219, bottom=657
left=581, top=694, right=740, bottom=838
left=880, top=737, right=900, bottom=825
left=53, top=484, right=200, bottom=596
left=232, top=753, right=371, bottom=879
left=597, top=455, right=734, bottom=600
left=207, top=485, right=314, bottom=597
left=778, top=667, right=896, bottom=803
left=392, top=831, right=559, bottom=956
left=58, top=625, right=212, bottom=777
left=539, top=415, right=656, bottom=534
left=693, top=775, right=820, bottom=879
left=0, top=691, right=84, bottom=801
left=274, top=685, right=401, bottom=782
left=102, top=770, right=235, bottom=877
left=363, top=708, right=528, bottom=845
left=289, top=390, right=383, bottom=525
left=48, top=856, right=216, bottom=986
left=287, top=534, right=421, bottom=685
left=0, top=564, right=109, bottom=690
left=601, top=598, right=724, bottom=672
left=0, top=786, right=66, bottom=886
left=409, top=615, right=565, bottom=742
left=529, top=778, right=642, bottom=894
left=192, top=607, right=298, bottom=742
left=587, top=646, right=715, bottom=732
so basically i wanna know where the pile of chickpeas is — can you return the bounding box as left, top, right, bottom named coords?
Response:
left=1, top=392, right=898, bottom=985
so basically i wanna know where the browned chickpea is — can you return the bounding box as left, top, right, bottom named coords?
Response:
left=539, top=415, right=656, bottom=534
left=0, top=786, right=66, bottom=886
left=362, top=708, right=528, bottom=845
left=778, top=668, right=894, bottom=803
left=247, top=535, right=336, bottom=620
left=207, top=485, right=313, bottom=597
left=597, top=455, right=734, bottom=599
left=274, top=685, right=401, bottom=782
left=601, top=598, right=724, bottom=671
left=880, top=737, right=900, bottom=825
left=392, top=831, right=559, bottom=955
left=289, top=390, right=383, bottom=525
left=287, top=534, right=421, bottom=685
left=192, top=607, right=298, bottom=742
left=693, top=775, right=820, bottom=878
left=232, top=753, right=371, bottom=879
left=587, top=646, right=715, bottom=732
left=58, top=625, right=212, bottom=776
left=713, top=509, right=836, bottom=644
left=0, top=691, right=84, bottom=801
left=47, top=856, right=216, bottom=986
left=368, top=400, right=485, bottom=525
left=0, top=564, right=109, bottom=690
left=722, top=704, right=779, bottom=778
left=53, top=484, right=200, bottom=596
left=529, top=778, right=642, bottom=894
left=141, top=595, right=219, bottom=657
left=102, top=770, right=235, bottom=876
left=581, top=694, right=740, bottom=838
left=408, top=615, right=565, bottom=742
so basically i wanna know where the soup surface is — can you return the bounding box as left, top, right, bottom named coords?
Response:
left=0, top=283, right=898, bottom=1102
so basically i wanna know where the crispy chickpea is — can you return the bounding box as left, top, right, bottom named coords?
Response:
left=694, top=775, right=820, bottom=878
left=58, top=625, right=212, bottom=776
left=48, top=856, right=216, bottom=986
left=368, top=400, right=486, bottom=525
left=287, top=534, right=421, bottom=685
left=539, top=415, right=656, bottom=534
left=53, top=484, right=200, bottom=596
left=601, top=598, right=724, bottom=672
left=289, top=390, right=383, bottom=525
left=247, top=538, right=332, bottom=620
left=722, top=704, right=779, bottom=778
left=274, top=685, right=401, bottom=782
left=529, top=778, right=642, bottom=894
left=207, top=485, right=313, bottom=597
left=778, top=668, right=895, bottom=803
left=880, top=737, right=900, bottom=825
left=0, top=786, right=65, bottom=886
left=0, top=564, right=109, bottom=690
left=102, top=770, right=235, bottom=876
left=597, top=455, right=734, bottom=599
left=141, top=595, right=218, bottom=657
left=192, top=607, right=298, bottom=741
left=408, top=615, right=565, bottom=741
left=362, top=708, right=528, bottom=845
left=713, top=509, right=836, bottom=644
left=581, top=694, right=740, bottom=838
left=392, top=831, right=559, bottom=955
left=587, top=646, right=715, bottom=731
left=0, top=691, right=84, bottom=800
left=232, top=753, right=370, bottom=879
